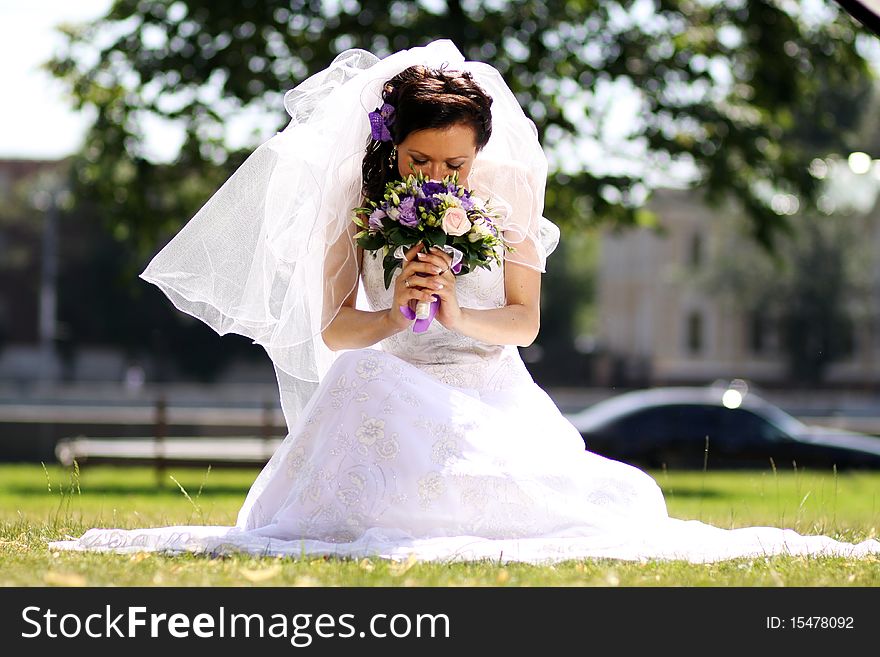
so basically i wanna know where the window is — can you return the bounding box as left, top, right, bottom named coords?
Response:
left=611, top=408, right=678, bottom=441
left=715, top=408, right=785, bottom=449
left=748, top=310, right=766, bottom=354
left=604, top=407, right=683, bottom=453
left=689, top=233, right=703, bottom=268
left=686, top=312, right=703, bottom=355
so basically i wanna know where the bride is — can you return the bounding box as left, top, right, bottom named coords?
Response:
left=51, top=40, right=879, bottom=563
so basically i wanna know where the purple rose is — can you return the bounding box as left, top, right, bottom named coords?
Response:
left=397, top=196, right=418, bottom=227
left=460, top=195, right=474, bottom=211
left=368, top=208, right=386, bottom=230
left=421, top=180, right=446, bottom=197
left=416, top=196, right=439, bottom=213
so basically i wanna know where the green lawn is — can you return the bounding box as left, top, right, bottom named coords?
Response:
left=1, top=463, right=878, bottom=586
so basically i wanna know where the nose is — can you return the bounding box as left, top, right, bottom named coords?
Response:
left=427, top=163, right=444, bottom=180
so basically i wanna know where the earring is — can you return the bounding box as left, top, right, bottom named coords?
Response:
left=388, top=145, right=397, bottom=168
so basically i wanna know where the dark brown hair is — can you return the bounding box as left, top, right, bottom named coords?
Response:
left=362, top=66, right=493, bottom=202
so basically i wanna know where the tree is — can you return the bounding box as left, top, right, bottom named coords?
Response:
left=47, top=0, right=877, bottom=266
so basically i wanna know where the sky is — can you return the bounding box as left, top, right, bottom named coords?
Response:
left=0, top=0, right=112, bottom=159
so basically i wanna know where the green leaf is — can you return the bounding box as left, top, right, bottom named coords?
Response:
left=382, top=253, right=401, bottom=290
left=358, top=232, right=386, bottom=251
left=425, top=228, right=447, bottom=245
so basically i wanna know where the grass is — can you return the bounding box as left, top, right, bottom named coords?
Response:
left=1, top=463, right=878, bottom=586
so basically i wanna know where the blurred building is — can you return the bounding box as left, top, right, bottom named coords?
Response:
left=0, top=158, right=64, bottom=382
left=8, top=154, right=880, bottom=390
left=596, top=159, right=880, bottom=388
left=0, top=157, right=276, bottom=386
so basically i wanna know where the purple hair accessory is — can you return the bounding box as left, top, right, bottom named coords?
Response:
left=368, top=102, right=395, bottom=142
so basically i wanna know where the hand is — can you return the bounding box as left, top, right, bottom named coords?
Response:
left=388, top=243, right=446, bottom=330
left=414, top=246, right=461, bottom=330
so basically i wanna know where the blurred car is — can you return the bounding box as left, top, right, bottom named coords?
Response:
left=565, top=384, right=880, bottom=470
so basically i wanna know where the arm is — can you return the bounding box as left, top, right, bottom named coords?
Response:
left=453, top=260, right=541, bottom=347
left=320, top=251, right=401, bottom=351
left=419, top=237, right=542, bottom=348
left=320, top=229, right=445, bottom=351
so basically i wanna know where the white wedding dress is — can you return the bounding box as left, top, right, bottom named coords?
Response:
left=51, top=252, right=880, bottom=563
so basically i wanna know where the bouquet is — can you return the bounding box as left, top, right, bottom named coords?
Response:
left=353, top=171, right=512, bottom=332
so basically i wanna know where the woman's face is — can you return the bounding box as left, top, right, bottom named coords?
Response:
left=396, top=123, right=478, bottom=185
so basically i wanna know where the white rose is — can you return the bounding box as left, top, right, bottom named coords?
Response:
left=441, top=207, right=472, bottom=236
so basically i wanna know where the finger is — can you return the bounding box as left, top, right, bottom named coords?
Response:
left=401, top=270, right=452, bottom=294
left=399, top=273, right=436, bottom=293
left=400, top=276, right=437, bottom=301
left=414, top=252, right=449, bottom=271
left=416, top=249, right=446, bottom=263
left=428, top=246, right=453, bottom=265
left=419, top=275, right=446, bottom=290
left=427, top=247, right=453, bottom=270
left=428, top=285, right=448, bottom=303
left=395, top=288, right=428, bottom=307
left=423, top=247, right=454, bottom=271
left=400, top=279, right=427, bottom=294
left=402, top=261, right=444, bottom=276
left=403, top=242, right=425, bottom=262
left=406, top=281, right=442, bottom=295
left=400, top=286, right=433, bottom=304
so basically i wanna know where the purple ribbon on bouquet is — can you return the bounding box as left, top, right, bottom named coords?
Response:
left=393, top=244, right=463, bottom=332
left=399, top=296, right=439, bottom=333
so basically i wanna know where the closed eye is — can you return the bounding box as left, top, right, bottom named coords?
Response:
left=411, top=158, right=463, bottom=170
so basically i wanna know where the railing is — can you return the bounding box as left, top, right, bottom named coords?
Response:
left=48, top=395, right=285, bottom=477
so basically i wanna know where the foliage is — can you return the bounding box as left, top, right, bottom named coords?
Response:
left=45, top=0, right=878, bottom=262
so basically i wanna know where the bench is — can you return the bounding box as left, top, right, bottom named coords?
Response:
left=55, top=436, right=283, bottom=469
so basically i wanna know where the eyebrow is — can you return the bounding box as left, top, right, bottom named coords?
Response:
left=407, top=149, right=469, bottom=161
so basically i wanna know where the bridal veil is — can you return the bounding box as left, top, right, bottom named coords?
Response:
left=139, top=39, right=559, bottom=426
